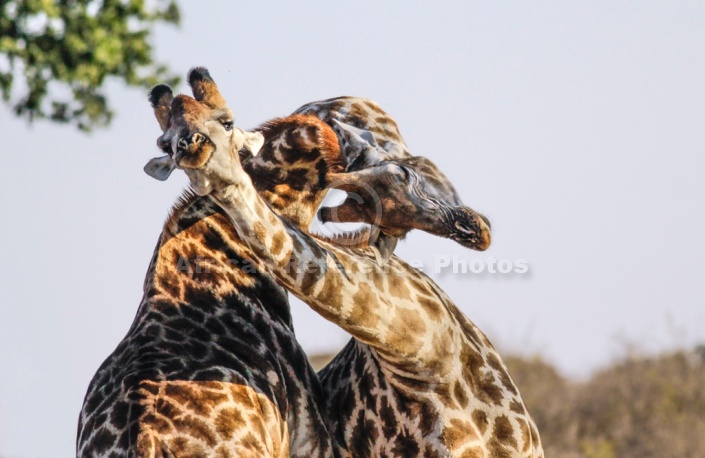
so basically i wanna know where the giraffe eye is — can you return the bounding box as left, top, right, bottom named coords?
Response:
left=221, top=120, right=233, bottom=131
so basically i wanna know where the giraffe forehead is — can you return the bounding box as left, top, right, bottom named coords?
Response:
left=165, top=95, right=233, bottom=142
left=171, top=95, right=210, bottom=121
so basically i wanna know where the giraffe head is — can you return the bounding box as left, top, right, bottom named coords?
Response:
left=143, top=67, right=264, bottom=195
left=144, top=68, right=344, bottom=230
left=320, top=121, right=491, bottom=252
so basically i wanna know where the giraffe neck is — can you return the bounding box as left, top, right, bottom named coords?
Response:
left=210, top=177, right=459, bottom=374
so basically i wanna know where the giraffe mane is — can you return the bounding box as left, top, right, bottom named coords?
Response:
left=309, top=225, right=372, bottom=249
left=162, top=189, right=202, bottom=230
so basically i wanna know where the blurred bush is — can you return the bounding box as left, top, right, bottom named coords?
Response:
left=506, top=348, right=705, bottom=458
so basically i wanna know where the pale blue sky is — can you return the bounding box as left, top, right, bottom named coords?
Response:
left=1, top=2, right=704, bottom=456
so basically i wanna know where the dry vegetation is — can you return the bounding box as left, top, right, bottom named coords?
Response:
left=310, top=346, right=705, bottom=458
left=507, top=346, right=705, bottom=458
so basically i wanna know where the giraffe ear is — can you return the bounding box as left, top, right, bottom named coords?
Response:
left=188, top=67, right=226, bottom=109
left=144, top=155, right=176, bottom=181
left=242, top=130, right=265, bottom=157
left=333, top=119, right=378, bottom=147
left=332, top=120, right=383, bottom=170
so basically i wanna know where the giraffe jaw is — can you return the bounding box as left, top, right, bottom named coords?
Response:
left=308, top=205, right=374, bottom=248
left=308, top=222, right=397, bottom=265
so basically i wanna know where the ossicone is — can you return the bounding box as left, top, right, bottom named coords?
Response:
left=187, top=66, right=226, bottom=109
left=187, top=67, right=214, bottom=86
left=148, top=84, right=173, bottom=109
left=149, top=84, right=174, bottom=132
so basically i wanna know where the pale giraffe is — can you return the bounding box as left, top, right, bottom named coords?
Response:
left=154, top=68, right=544, bottom=457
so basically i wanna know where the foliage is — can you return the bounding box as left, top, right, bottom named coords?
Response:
left=0, top=0, right=180, bottom=131
left=506, top=349, right=705, bottom=458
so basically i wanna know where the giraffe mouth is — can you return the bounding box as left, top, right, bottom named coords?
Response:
left=444, top=206, right=492, bottom=251
left=308, top=189, right=374, bottom=248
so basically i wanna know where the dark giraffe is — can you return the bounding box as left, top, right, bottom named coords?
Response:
left=78, top=102, right=346, bottom=457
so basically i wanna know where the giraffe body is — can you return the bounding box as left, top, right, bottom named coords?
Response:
left=155, top=69, right=543, bottom=457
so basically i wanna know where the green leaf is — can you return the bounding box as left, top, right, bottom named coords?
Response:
left=1, top=0, right=181, bottom=132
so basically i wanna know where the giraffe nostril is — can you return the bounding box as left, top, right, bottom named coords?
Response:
left=178, top=133, right=208, bottom=151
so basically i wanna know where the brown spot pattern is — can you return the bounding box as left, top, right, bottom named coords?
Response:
left=385, top=308, right=427, bottom=356
left=460, top=447, right=486, bottom=458
left=454, top=381, right=470, bottom=409
left=214, top=407, right=245, bottom=440
left=472, top=410, right=489, bottom=435
left=269, top=232, right=286, bottom=257
left=442, top=418, right=479, bottom=451
left=348, top=282, right=381, bottom=330
left=387, top=275, right=411, bottom=300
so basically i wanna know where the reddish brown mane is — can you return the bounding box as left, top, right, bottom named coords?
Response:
left=256, top=114, right=345, bottom=175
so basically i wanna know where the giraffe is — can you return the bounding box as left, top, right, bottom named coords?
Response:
left=153, top=68, right=544, bottom=457
left=77, top=103, right=348, bottom=455
left=296, top=96, right=491, bottom=258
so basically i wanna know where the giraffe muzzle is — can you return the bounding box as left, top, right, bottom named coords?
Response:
left=446, top=206, right=492, bottom=251
left=175, top=132, right=216, bottom=169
